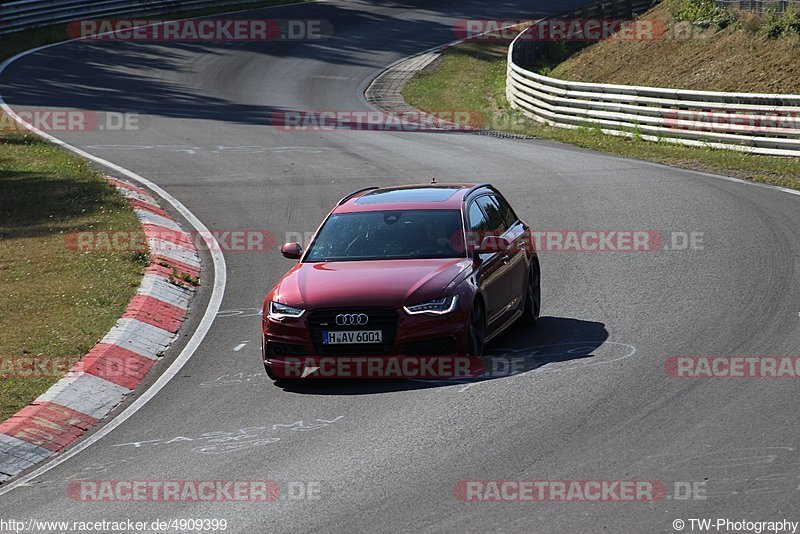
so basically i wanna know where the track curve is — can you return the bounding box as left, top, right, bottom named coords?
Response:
left=1, top=0, right=799, bottom=531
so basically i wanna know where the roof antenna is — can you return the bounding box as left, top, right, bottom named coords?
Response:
left=431, top=176, right=437, bottom=184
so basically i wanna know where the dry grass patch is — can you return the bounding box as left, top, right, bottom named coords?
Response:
left=549, top=2, right=800, bottom=93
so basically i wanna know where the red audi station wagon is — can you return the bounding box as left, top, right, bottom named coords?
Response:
left=262, top=183, right=540, bottom=380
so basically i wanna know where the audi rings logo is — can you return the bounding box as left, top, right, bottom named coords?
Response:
left=336, top=313, right=369, bottom=326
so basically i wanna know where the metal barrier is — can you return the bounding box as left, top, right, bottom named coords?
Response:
left=506, top=0, right=800, bottom=156
left=0, top=0, right=275, bottom=35
left=714, top=0, right=800, bottom=14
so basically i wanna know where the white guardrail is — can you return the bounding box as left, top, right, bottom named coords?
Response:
left=0, top=0, right=269, bottom=35
left=506, top=1, right=800, bottom=157
left=715, top=0, right=800, bottom=14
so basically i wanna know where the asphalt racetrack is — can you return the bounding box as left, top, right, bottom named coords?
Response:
left=1, top=0, right=799, bottom=531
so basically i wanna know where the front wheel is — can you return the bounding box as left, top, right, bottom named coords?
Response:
left=468, top=301, right=486, bottom=357
left=264, top=362, right=279, bottom=381
left=265, top=364, right=300, bottom=386
left=522, top=257, right=541, bottom=325
left=264, top=354, right=299, bottom=384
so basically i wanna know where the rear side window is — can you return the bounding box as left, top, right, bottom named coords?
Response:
left=492, top=194, right=518, bottom=228
left=476, top=196, right=507, bottom=234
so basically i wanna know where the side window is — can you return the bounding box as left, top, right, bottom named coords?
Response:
left=492, top=194, right=518, bottom=228
left=476, top=196, right=508, bottom=234
left=468, top=201, right=488, bottom=232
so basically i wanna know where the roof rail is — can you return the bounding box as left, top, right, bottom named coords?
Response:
left=463, top=183, right=491, bottom=200
left=337, top=186, right=379, bottom=206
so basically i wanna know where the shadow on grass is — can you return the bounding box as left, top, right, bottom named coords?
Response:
left=0, top=134, right=40, bottom=145
left=0, top=165, right=125, bottom=239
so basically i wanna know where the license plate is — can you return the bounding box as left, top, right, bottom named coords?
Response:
left=323, top=330, right=383, bottom=345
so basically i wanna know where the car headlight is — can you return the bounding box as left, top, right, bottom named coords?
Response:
left=403, top=295, right=458, bottom=316
left=268, top=301, right=305, bottom=320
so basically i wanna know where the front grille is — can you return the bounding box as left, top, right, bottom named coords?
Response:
left=308, top=307, right=398, bottom=355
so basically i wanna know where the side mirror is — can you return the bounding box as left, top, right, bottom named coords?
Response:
left=280, top=242, right=303, bottom=260
left=475, top=235, right=510, bottom=256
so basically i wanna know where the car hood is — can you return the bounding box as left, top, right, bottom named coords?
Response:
left=272, top=258, right=472, bottom=309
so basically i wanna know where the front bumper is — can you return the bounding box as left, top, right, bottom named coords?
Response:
left=262, top=304, right=477, bottom=379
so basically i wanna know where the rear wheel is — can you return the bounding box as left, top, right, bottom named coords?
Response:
left=522, top=257, right=541, bottom=325
left=468, top=301, right=486, bottom=357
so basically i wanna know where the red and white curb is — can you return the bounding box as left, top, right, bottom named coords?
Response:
left=0, top=178, right=200, bottom=482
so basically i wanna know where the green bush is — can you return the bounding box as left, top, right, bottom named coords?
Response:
left=677, top=0, right=737, bottom=28
left=678, top=0, right=722, bottom=25
left=762, top=8, right=800, bottom=38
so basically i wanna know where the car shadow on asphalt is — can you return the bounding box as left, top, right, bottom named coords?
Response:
left=271, top=316, right=609, bottom=395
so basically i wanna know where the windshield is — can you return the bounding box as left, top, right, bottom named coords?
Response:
left=305, top=210, right=466, bottom=262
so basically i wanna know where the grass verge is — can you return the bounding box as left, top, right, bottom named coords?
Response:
left=0, top=135, right=146, bottom=421
left=402, top=40, right=800, bottom=191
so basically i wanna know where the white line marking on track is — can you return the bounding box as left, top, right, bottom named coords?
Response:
left=233, top=342, right=249, bottom=352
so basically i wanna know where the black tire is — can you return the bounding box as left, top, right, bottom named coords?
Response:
left=468, top=300, right=486, bottom=357
left=264, top=341, right=301, bottom=384
left=522, top=256, right=541, bottom=325
left=266, top=366, right=300, bottom=386
left=264, top=362, right=279, bottom=381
